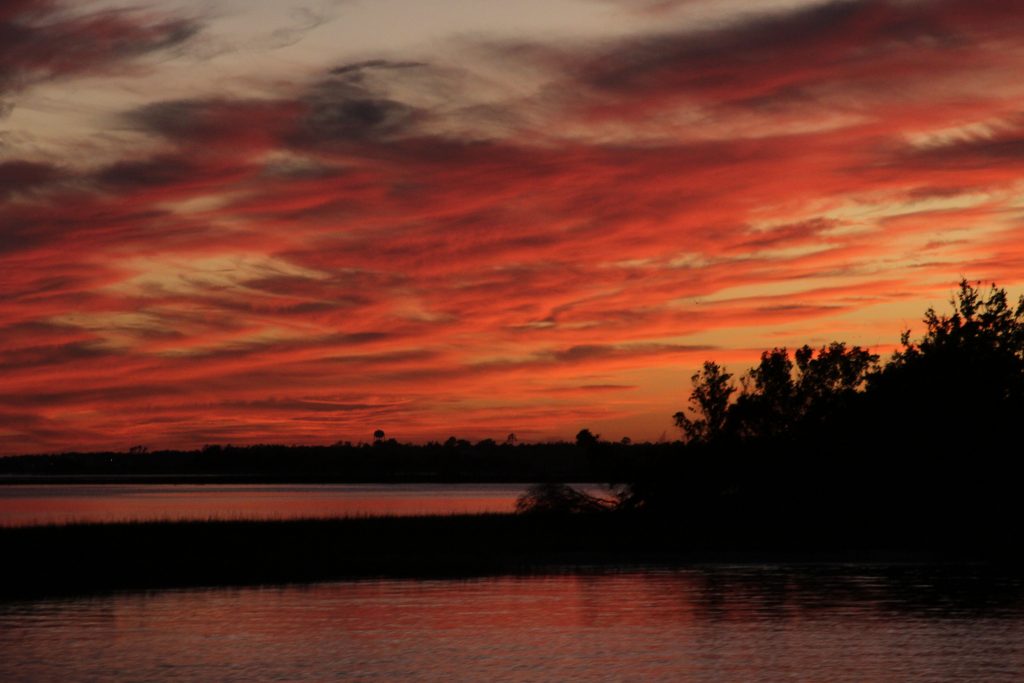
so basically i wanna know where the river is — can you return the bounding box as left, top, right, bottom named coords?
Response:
left=2, top=565, right=1022, bottom=681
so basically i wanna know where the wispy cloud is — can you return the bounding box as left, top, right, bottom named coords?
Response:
left=1, top=0, right=199, bottom=99
left=2, top=0, right=1024, bottom=452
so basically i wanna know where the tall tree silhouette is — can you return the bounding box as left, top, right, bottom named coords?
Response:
left=673, top=361, right=735, bottom=443
left=730, top=348, right=796, bottom=440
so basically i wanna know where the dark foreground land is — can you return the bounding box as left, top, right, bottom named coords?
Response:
left=3, top=511, right=1022, bottom=600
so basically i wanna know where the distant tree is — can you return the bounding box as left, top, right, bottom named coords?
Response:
left=575, top=428, right=600, bottom=448
left=673, top=361, right=735, bottom=443
left=506, top=432, right=517, bottom=445
left=620, top=436, right=632, bottom=446
left=373, top=429, right=385, bottom=443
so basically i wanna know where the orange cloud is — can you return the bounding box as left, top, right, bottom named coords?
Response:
left=3, top=0, right=1024, bottom=453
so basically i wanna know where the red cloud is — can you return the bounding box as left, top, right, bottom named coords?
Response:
left=3, top=0, right=1024, bottom=453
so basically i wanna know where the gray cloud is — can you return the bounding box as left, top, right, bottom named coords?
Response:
left=0, top=1, right=200, bottom=97
left=0, top=160, right=60, bottom=198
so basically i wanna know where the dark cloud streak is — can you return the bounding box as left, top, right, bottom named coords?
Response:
left=0, top=0, right=200, bottom=98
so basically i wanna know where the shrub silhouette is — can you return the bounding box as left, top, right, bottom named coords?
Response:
left=515, top=483, right=614, bottom=515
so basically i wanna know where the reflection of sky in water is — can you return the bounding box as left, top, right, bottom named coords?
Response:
left=0, top=484, right=577, bottom=526
left=2, top=567, right=1023, bottom=682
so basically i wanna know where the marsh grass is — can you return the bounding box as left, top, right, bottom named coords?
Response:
left=0, top=513, right=619, bottom=599
left=2, top=508, right=1021, bottom=600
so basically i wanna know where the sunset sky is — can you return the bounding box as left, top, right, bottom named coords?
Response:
left=3, top=0, right=1024, bottom=453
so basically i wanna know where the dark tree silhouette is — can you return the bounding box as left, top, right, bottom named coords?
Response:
left=887, top=279, right=1024, bottom=387
left=729, top=343, right=878, bottom=440
left=868, top=279, right=1024, bottom=481
left=373, top=429, right=386, bottom=443
left=731, top=348, right=794, bottom=439
left=673, top=361, right=734, bottom=443
left=651, top=278, right=1024, bottom=539
left=796, top=342, right=877, bottom=400
left=575, top=428, right=599, bottom=448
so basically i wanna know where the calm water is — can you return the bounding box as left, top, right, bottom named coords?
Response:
left=0, top=484, right=539, bottom=526
left=2, top=566, right=1023, bottom=681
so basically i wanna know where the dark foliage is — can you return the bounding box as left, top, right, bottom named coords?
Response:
left=672, top=361, right=734, bottom=443
left=642, top=279, right=1024, bottom=543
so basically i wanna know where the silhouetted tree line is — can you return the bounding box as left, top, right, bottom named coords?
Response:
left=0, top=434, right=676, bottom=484
left=617, top=279, right=1024, bottom=550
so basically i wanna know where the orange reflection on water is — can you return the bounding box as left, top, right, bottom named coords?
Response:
left=5, top=568, right=1024, bottom=682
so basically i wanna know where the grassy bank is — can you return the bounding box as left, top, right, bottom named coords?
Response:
left=3, top=511, right=1020, bottom=599
left=2, top=514, right=620, bottom=598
